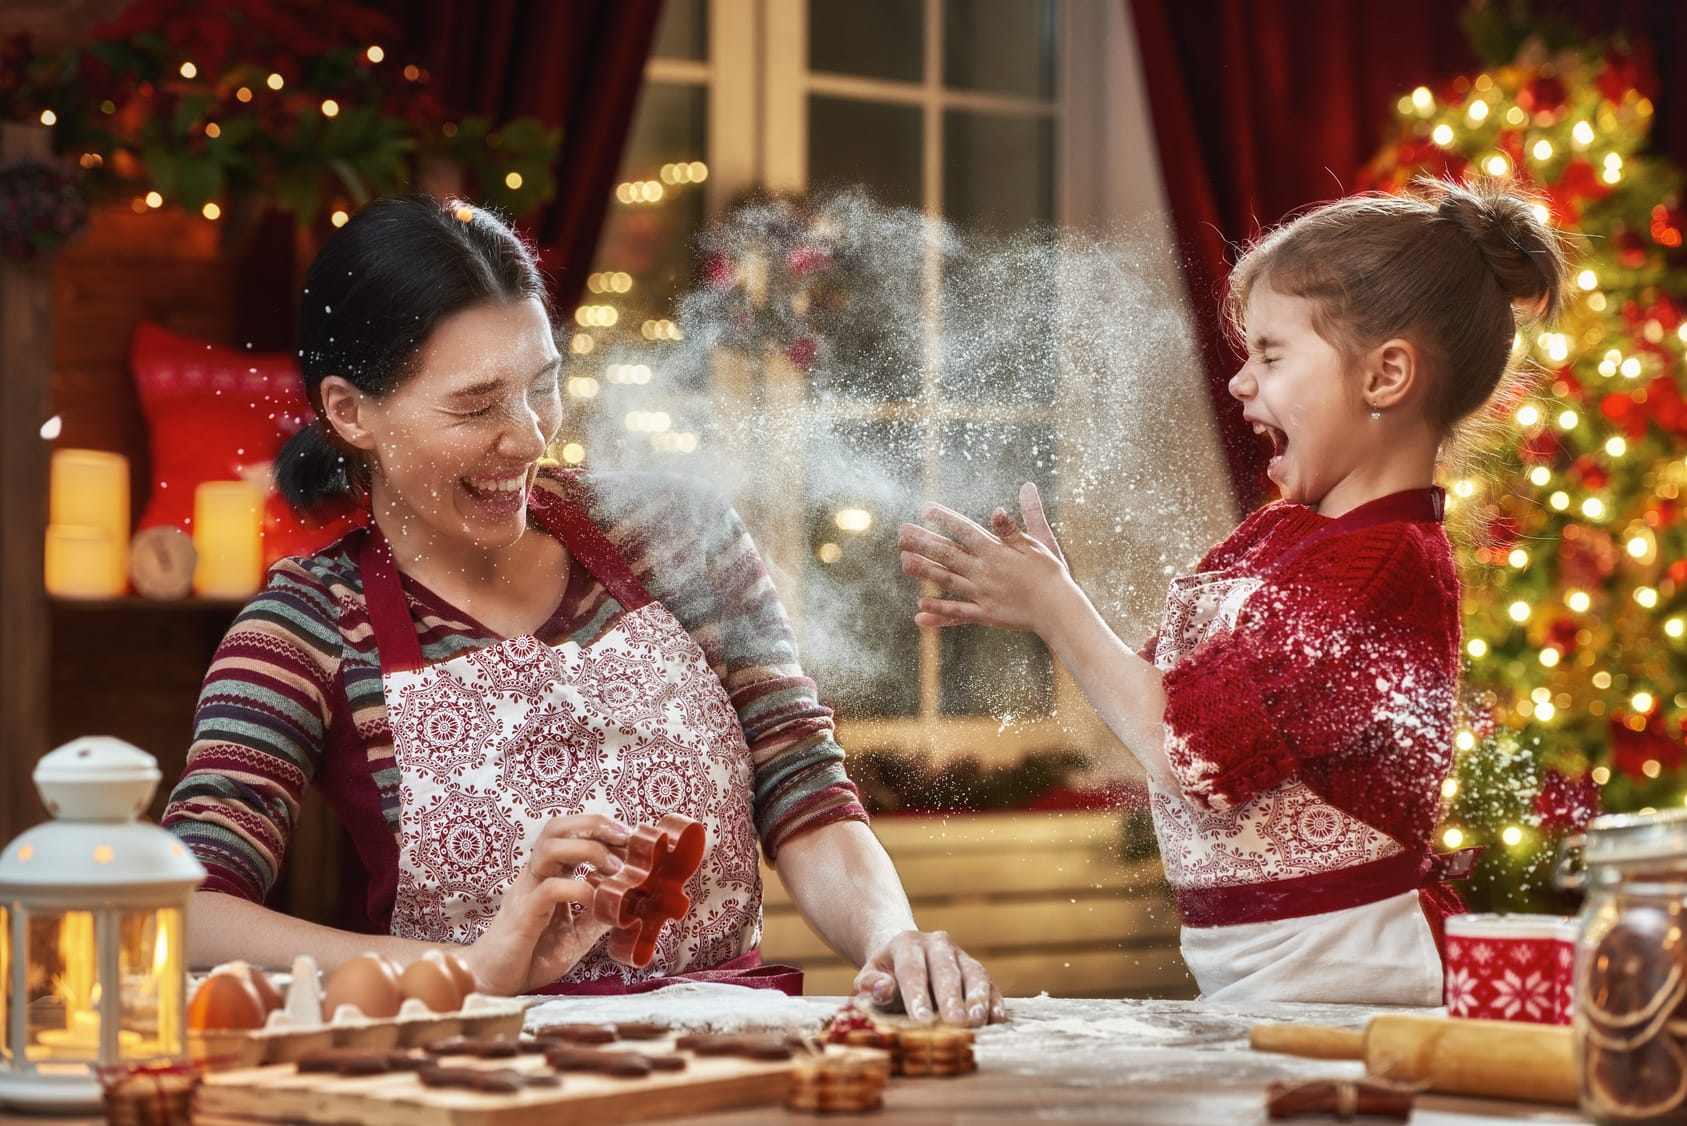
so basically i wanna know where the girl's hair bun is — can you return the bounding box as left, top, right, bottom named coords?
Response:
left=1430, top=180, right=1568, bottom=322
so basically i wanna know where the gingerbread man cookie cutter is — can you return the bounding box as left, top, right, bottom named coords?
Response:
left=588, top=812, right=706, bottom=967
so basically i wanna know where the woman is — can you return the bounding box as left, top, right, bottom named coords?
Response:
left=163, top=195, right=1001, bottom=1025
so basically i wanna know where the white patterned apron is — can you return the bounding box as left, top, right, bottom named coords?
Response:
left=357, top=480, right=766, bottom=988
left=1147, top=489, right=1450, bottom=1004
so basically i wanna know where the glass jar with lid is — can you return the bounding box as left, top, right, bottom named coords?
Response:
left=1568, top=808, right=1687, bottom=1124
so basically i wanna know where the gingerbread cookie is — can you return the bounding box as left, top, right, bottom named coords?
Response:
left=296, top=1049, right=427, bottom=1075
left=529, top=1022, right=618, bottom=1044
left=416, top=1065, right=561, bottom=1094
left=893, top=1026, right=976, bottom=1077
left=422, top=1035, right=521, bottom=1058
left=675, top=1032, right=796, bottom=1060
left=612, top=1021, right=671, bottom=1040
left=787, top=1052, right=890, bottom=1114
left=543, top=1045, right=686, bottom=1078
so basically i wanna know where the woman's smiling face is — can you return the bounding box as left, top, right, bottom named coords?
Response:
left=353, top=297, right=563, bottom=558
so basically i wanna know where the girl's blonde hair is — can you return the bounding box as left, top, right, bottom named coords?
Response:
left=1225, top=178, right=1572, bottom=464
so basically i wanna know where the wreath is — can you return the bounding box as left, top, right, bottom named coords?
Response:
left=0, top=159, right=87, bottom=261
left=686, top=191, right=867, bottom=371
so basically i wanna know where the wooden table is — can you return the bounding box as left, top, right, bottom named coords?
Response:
left=0, top=996, right=1590, bottom=1125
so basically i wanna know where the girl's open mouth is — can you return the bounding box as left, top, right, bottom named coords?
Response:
left=1252, top=422, right=1287, bottom=478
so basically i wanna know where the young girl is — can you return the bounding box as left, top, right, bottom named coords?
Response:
left=898, top=180, right=1569, bottom=1003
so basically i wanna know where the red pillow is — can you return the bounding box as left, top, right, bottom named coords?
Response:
left=131, top=322, right=361, bottom=564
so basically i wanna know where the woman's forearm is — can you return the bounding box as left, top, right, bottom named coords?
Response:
left=187, top=890, right=446, bottom=973
left=772, top=821, right=918, bottom=966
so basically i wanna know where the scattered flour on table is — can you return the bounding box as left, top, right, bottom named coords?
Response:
left=522, top=983, right=842, bottom=1035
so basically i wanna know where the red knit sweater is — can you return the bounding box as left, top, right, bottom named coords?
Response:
left=1158, top=491, right=1461, bottom=859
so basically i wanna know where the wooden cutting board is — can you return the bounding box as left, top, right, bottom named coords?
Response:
left=192, top=1043, right=800, bottom=1126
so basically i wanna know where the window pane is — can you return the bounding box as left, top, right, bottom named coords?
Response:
left=933, top=420, right=1055, bottom=716
left=943, top=109, right=1053, bottom=238
left=943, top=0, right=1058, bottom=98
left=809, top=0, right=923, bottom=82
left=804, top=420, right=923, bottom=719
left=938, top=230, right=1055, bottom=405
left=652, top=0, right=708, bottom=61
left=587, top=82, right=708, bottom=391
left=809, top=96, right=923, bottom=213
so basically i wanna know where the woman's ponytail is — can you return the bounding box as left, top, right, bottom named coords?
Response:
left=275, top=420, right=356, bottom=510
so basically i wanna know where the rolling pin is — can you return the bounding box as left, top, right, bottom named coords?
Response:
left=1250, top=1014, right=1577, bottom=1106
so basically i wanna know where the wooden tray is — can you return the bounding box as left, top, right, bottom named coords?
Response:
left=191, top=1041, right=801, bottom=1126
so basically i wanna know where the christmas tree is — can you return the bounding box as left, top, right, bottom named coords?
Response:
left=1359, top=23, right=1687, bottom=909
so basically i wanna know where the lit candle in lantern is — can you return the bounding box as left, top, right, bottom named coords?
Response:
left=192, top=481, right=263, bottom=598
left=46, top=450, right=129, bottom=597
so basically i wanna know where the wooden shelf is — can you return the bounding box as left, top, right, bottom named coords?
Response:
left=48, top=594, right=248, bottom=611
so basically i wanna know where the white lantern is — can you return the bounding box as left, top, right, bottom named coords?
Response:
left=0, top=738, right=205, bottom=1111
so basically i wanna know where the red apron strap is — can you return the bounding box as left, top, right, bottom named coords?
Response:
left=527, top=474, right=655, bottom=612
left=355, top=473, right=656, bottom=677
left=355, top=527, right=427, bottom=676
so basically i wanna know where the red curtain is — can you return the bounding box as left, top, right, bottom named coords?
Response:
left=1128, top=0, right=1687, bottom=512
left=377, top=0, right=663, bottom=316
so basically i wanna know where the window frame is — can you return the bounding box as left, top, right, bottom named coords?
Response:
left=630, top=0, right=1142, bottom=765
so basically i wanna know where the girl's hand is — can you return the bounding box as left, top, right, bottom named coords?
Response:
left=897, top=482, right=1070, bottom=632
left=854, top=928, right=1006, bottom=1027
left=458, top=814, right=631, bottom=995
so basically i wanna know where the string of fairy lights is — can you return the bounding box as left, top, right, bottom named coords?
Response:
left=40, top=36, right=557, bottom=233
left=552, top=160, right=710, bottom=468
left=1373, top=62, right=1687, bottom=874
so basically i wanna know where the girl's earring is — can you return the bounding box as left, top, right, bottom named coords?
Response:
left=1368, top=402, right=1382, bottom=421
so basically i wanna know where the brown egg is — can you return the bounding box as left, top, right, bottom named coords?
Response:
left=188, top=971, right=266, bottom=1031
left=322, top=953, right=403, bottom=1019
left=242, top=965, right=284, bottom=1014
left=398, top=958, right=464, bottom=1013
left=442, top=952, right=477, bottom=998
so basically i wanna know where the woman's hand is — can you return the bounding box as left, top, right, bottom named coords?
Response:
left=855, top=928, right=1005, bottom=1026
left=458, top=814, right=631, bottom=995
left=898, top=482, right=1072, bottom=633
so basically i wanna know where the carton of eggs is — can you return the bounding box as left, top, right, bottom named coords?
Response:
left=186, top=950, right=523, bottom=1069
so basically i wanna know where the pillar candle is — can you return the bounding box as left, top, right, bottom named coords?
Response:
left=44, top=526, right=122, bottom=599
left=191, top=481, right=263, bottom=598
left=47, top=449, right=129, bottom=595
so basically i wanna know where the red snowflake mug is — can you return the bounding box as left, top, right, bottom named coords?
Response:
left=1443, top=913, right=1578, bottom=1024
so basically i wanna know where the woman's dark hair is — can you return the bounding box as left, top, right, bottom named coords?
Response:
left=276, top=195, right=551, bottom=511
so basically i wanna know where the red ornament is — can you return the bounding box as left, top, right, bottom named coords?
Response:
left=1597, top=45, right=1646, bottom=105
left=1570, top=453, right=1610, bottom=490
left=1546, top=617, right=1580, bottom=653
left=1533, top=768, right=1599, bottom=834
left=785, top=336, right=818, bottom=370
left=1610, top=716, right=1684, bottom=781
left=1485, top=513, right=1522, bottom=552
left=1618, top=229, right=1650, bottom=270
left=1520, top=427, right=1561, bottom=464
left=702, top=254, right=735, bottom=289
left=785, top=244, right=830, bottom=276
left=1519, top=75, right=1569, bottom=115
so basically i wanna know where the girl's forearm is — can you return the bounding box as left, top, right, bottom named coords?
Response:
left=1036, top=582, right=1174, bottom=785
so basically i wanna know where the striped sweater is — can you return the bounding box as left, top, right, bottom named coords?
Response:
left=163, top=468, right=866, bottom=931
